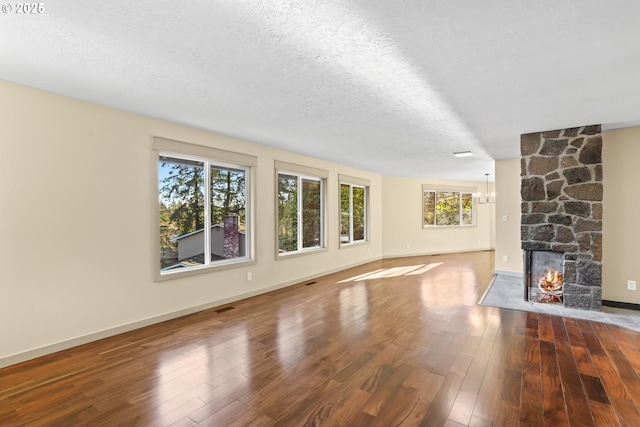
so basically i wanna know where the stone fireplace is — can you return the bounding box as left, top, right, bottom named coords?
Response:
left=521, top=125, right=603, bottom=310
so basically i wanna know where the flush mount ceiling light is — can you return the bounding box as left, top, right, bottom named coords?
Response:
left=453, top=151, right=474, bottom=158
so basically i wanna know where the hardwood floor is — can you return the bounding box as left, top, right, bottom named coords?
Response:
left=2, top=251, right=640, bottom=426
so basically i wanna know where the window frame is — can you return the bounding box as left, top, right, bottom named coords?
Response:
left=153, top=137, right=257, bottom=281
left=275, top=161, right=328, bottom=259
left=422, top=184, right=476, bottom=228
left=339, top=174, right=370, bottom=247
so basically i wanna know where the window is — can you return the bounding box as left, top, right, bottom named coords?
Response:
left=339, top=175, right=370, bottom=245
left=153, top=138, right=256, bottom=279
left=276, top=161, right=327, bottom=256
left=423, top=185, right=475, bottom=227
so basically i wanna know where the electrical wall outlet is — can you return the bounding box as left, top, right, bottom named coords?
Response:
left=627, top=280, right=636, bottom=291
left=502, top=215, right=508, bottom=222
left=502, top=255, right=509, bottom=263
left=247, top=272, right=252, bottom=281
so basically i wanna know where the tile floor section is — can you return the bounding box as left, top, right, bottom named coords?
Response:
left=481, top=274, right=640, bottom=332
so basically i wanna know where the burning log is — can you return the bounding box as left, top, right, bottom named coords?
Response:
left=538, top=270, right=562, bottom=293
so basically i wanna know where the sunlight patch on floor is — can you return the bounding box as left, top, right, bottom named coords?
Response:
left=405, top=262, right=443, bottom=275
left=338, top=263, right=444, bottom=283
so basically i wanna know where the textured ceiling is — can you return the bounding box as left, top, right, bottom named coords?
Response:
left=2, top=1, right=640, bottom=181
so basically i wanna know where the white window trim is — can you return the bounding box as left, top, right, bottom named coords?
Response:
left=339, top=174, right=370, bottom=248
left=275, top=161, right=328, bottom=259
left=153, top=137, right=257, bottom=281
left=422, top=184, right=477, bottom=228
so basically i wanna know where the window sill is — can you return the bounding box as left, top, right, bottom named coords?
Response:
left=276, top=246, right=328, bottom=260
left=339, top=240, right=369, bottom=249
left=155, top=258, right=256, bottom=282
left=422, top=224, right=477, bottom=229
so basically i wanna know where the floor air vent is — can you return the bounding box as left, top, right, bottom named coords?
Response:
left=305, top=281, right=317, bottom=286
left=215, top=306, right=235, bottom=314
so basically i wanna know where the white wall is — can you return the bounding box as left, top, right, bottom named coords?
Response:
left=381, top=176, right=495, bottom=258
left=602, top=127, right=640, bottom=304
left=0, top=80, right=500, bottom=367
left=493, top=159, right=523, bottom=275
left=0, top=81, right=383, bottom=367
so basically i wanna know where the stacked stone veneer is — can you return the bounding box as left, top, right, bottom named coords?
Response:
left=521, top=125, right=603, bottom=310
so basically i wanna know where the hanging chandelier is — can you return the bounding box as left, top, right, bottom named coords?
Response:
left=477, top=173, right=495, bottom=204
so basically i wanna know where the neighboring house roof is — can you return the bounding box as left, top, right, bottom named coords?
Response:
left=172, top=224, right=246, bottom=242
left=161, top=253, right=226, bottom=271
left=161, top=261, right=202, bottom=271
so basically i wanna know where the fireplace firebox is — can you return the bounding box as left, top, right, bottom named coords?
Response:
left=524, top=250, right=564, bottom=304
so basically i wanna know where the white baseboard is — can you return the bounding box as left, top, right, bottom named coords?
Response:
left=0, top=257, right=381, bottom=369
left=382, top=247, right=494, bottom=259
left=494, top=269, right=524, bottom=278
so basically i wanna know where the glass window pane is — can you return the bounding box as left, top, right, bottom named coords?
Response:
left=340, top=184, right=350, bottom=244
left=423, top=191, right=435, bottom=226
left=278, top=174, right=298, bottom=252
left=461, top=192, right=473, bottom=225
left=302, top=179, right=322, bottom=248
left=158, top=156, right=205, bottom=270
left=211, top=166, right=247, bottom=261
left=352, top=186, right=365, bottom=241
left=436, top=191, right=460, bottom=226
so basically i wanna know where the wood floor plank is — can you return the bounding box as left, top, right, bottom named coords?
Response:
left=448, top=390, right=478, bottom=426
left=401, top=370, right=445, bottom=411
left=332, top=350, right=377, bottom=382
left=499, top=370, right=521, bottom=405
left=606, top=349, right=640, bottom=409
left=419, top=372, right=465, bottom=427
left=269, top=378, right=344, bottom=427
left=571, top=345, right=599, bottom=377
left=433, top=333, right=468, bottom=377
left=361, top=365, right=414, bottom=417
left=493, top=400, right=520, bottom=427
left=525, top=313, right=539, bottom=331
left=3, top=251, right=640, bottom=427
left=519, top=382, right=544, bottom=427
left=555, top=345, right=594, bottom=426
left=588, top=401, right=621, bottom=427
left=195, top=399, right=246, bottom=427
left=167, top=415, right=197, bottom=427
left=372, top=381, right=429, bottom=427
left=522, top=327, right=539, bottom=368
left=320, top=388, right=371, bottom=427
left=469, top=414, right=494, bottom=427
left=591, top=353, right=632, bottom=401
left=564, top=318, right=588, bottom=348
left=609, top=337, right=640, bottom=377
left=538, top=314, right=555, bottom=343
left=578, top=321, right=607, bottom=357
left=591, top=322, right=622, bottom=352
left=580, top=374, right=610, bottom=405
left=471, top=375, right=501, bottom=423
left=396, top=399, right=433, bottom=427
left=609, top=397, right=640, bottom=427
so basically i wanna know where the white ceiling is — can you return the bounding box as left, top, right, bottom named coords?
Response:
left=2, top=1, right=640, bottom=181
